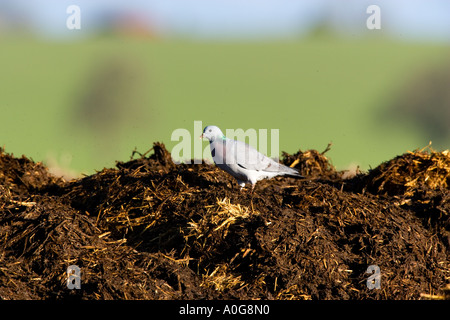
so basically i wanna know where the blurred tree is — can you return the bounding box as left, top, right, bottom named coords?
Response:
left=70, top=55, right=150, bottom=157
left=386, top=60, right=450, bottom=147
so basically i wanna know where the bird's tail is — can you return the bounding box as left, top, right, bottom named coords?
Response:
left=281, top=165, right=305, bottom=179
left=284, top=172, right=305, bottom=179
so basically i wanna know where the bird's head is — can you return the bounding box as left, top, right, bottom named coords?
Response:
left=200, top=125, right=225, bottom=142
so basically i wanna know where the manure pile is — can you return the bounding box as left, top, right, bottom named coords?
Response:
left=0, top=143, right=449, bottom=300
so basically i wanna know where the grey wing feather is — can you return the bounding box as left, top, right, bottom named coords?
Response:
left=227, top=139, right=300, bottom=175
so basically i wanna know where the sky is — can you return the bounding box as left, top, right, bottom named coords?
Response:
left=1, top=0, right=450, bottom=43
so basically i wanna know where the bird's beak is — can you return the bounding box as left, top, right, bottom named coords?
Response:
left=199, top=134, right=204, bottom=139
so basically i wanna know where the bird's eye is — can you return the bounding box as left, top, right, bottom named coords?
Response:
left=209, top=129, right=212, bottom=132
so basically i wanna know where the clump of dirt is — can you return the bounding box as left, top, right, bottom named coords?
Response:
left=281, top=143, right=340, bottom=180
left=0, top=143, right=449, bottom=300
left=364, top=145, right=450, bottom=197
left=360, top=145, right=450, bottom=254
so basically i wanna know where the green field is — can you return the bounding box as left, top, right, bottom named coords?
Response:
left=1, top=34, right=449, bottom=176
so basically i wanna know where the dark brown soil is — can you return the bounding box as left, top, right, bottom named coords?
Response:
left=0, top=143, right=449, bottom=300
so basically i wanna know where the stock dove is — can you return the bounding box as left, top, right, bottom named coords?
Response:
left=201, top=125, right=303, bottom=190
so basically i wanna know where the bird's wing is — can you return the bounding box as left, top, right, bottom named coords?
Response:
left=225, top=139, right=283, bottom=172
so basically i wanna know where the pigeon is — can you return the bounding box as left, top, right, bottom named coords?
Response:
left=200, top=125, right=304, bottom=190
